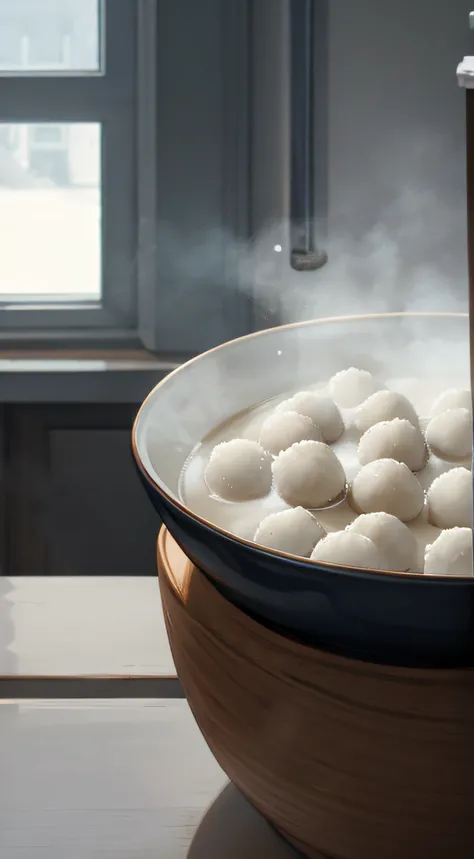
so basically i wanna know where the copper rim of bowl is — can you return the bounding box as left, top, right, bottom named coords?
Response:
left=132, top=312, right=472, bottom=582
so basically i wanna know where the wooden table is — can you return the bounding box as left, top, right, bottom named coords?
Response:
left=0, top=576, right=299, bottom=857
left=0, top=576, right=178, bottom=697
left=0, top=697, right=300, bottom=858
left=0, top=698, right=225, bottom=858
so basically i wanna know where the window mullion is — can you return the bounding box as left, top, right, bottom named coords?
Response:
left=101, top=110, right=137, bottom=324
left=0, top=78, right=130, bottom=123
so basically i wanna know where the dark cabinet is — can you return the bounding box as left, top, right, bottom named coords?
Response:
left=3, top=405, right=159, bottom=576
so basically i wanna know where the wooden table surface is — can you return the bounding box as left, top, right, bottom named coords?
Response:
left=0, top=698, right=298, bottom=857
left=0, top=576, right=300, bottom=856
left=0, top=576, right=173, bottom=676
left=0, top=698, right=225, bottom=858
left=0, top=576, right=177, bottom=697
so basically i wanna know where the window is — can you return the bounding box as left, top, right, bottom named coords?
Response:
left=0, top=0, right=136, bottom=339
left=0, top=24, right=22, bottom=68
left=0, top=0, right=255, bottom=353
left=0, top=122, right=101, bottom=300
left=0, top=0, right=100, bottom=73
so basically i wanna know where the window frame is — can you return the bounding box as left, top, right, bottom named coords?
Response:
left=0, top=0, right=262, bottom=353
left=0, top=0, right=302, bottom=360
left=0, top=0, right=137, bottom=339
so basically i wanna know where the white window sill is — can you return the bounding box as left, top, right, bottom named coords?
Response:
left=1, top=576, right=175, bottom=678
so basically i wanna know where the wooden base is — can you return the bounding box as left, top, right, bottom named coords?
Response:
left=158, top=527, right=474, bottom=859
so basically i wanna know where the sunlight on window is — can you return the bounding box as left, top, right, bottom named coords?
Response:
left=0, top=0, right=101, bottom=74
left=0, top=123, right=101, bottom=300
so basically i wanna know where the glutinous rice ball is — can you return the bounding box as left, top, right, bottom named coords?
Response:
left=427, top=467, right=472, bottom=529
left=254, top=507, right=326, bottom=557
left=425, top=408, right=472, bottom=461
left=348, top=511, right=418, bottom=572
left=259, top=410, right=321, bottom=455
left=430, top=388, right=471, bottom=417
left=350, top=458, right=424, bottom=522
left=311, top=530, right=384, bottom=569
left=355, top=390, right=419, bottom=432
left=357, top=418, right=426, bottom=471
left=277, top=391, right=344, bottom=442
left=205, top=439, right=272, bottom=501
left=424, top=527, right=473, bottom=577
left=272, top=440, right=346, bottom=509
left=329, top=367, right=377, bottom=408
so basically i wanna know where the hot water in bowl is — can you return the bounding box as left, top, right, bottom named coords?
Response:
left=133, top=312, right=474, bottom=668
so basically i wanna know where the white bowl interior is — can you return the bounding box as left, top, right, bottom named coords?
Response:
left=134, top=313, right=469, bottom=502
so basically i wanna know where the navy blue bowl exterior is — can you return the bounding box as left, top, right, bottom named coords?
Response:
left=138, top=471, right=474, bottom=669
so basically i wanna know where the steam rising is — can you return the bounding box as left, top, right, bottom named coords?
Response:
left=252, top=186, right=468, bottom=326
left=152, top=191, right=467, bottom=334
left=149, top=127, right=468, bottom=340
left=138, top=133, right=471, bottom=508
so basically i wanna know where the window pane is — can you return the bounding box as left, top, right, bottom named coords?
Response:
left=0, top=123, right=101, bottom=301
left=0, top=0, right=101, bottom=74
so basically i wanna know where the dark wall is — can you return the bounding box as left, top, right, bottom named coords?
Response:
left=328, top=0, right=472, bottom=241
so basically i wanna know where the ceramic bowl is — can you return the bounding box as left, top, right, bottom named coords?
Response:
left=133, top=313, right=474, bottom=667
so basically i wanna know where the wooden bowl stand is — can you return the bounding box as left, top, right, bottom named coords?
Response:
left=158, top=527, right=474, bottom=859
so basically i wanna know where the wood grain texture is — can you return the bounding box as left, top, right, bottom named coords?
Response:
left=158, top=527, right=474, bottom=859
